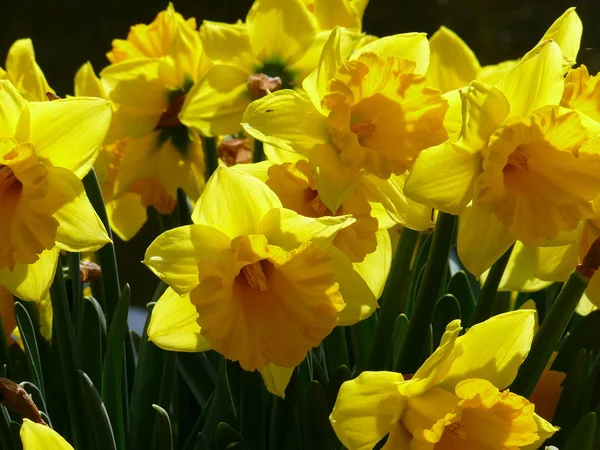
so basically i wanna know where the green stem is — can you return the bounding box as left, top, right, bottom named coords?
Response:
left=50, top=260, right=83, bottom=448
left=367, top=227, right=419, bottom=371
left=253, top=140, right=265, bottom=163
left=203, top=137, right=219, bottom=182
left=396, top=213, right=457, bottom=374
left=469, top=244, right=514, bottom=326
left=511, top=270, right=589, bottom=398
left=82, top=169, right=120, bottom=322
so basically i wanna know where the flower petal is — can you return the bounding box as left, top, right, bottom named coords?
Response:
left=5, top=39, right=54, bottom=102
left=0, top=79, right=27, bottom=138
left=497, top=40, right=564, bottom=118
left=534, top=241, right=579, bottom=282
left=242, top=89, right=328, bottom=156
left=106, top=194, right=148, bottom=242
left=179, top=64, right=250, bottom=137
left=490, top=241, right=554, bottom=292
left=352, top=230, right=392, bottom=299
left=428, top=27, right=480, bottom=93
left=20, top=418, right=73, bottom=450
left=74, top=61, right=107, bottom=99
left=259, top=363, right=294, bottom=398
left=144, top=224, right=231, bottom=294
left=457, top=203, right=515, bottom=277
left=0, top=247, right=59, bottom=302
left=199, top=21, right=259, bottom=72
left=351, top=33, right=429, bottom=74
left=246, top=0, right=318, bottom=66
left=29, top=97, right=112, bottom=179
left=49, top=166, right=111, bottom=252
left=330, top=371, right=406, bottom=450
left=313, top=0, right=363, bottom=29
left=148, top=287, right=212, bottom=352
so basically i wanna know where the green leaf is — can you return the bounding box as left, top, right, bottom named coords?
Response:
left=565, top=412, right=596, bottom=450
left=406, top=232, right=433, bottom=317
left=153, top=404, right=174, bottom=450
left=77, top=296, right=106, bottom=396
left=325, top=365, right=351, bottom=410
left=252, top=139, right=265, bottom=163
left=9, top=421, right=21, bottom=450
left=432, top=294, right=461, bottom=348
left=348, top=314, right=376, bottom=373
left=20, top=382, right=50, bottom=426
left=268, top=372, right=300, bottom=450
left=553, top=310, right=600, bottom=372
left=392, top=314, right=410, bottom=372
left=69, top=252, right=83, bottom=327
left=215, top=422, right=246, bottom=450
left=201, top=358, right=236, bottom=439
left=194, top=433, right=210, bottom=450
left=324, top=327, right=349, bottom=377
left=14, top=302, right=45, bottom=398
left=446, top=270, right=476, bottom=320
left=178, top=353, right=217, bottom=409
left=203, top=137, right=219, bottom=180
left=78, top=370, right=117, bottom=450
left=225, top=443, right=246, bottom=450
left=102, top=284, right=131, bottom=450
left=0, top=406, right=15, bottom=450
left=0, top=318, right=12, bottom=378
left=240, top=369, right=265, bottom=450
left=305, top=381, right=337, bottom=450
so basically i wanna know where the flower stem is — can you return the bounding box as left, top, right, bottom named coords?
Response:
left=253, top=140, right=265, bottom=163
left=396, top=213, right=457, bottom=374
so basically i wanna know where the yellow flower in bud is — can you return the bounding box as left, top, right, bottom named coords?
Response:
left=243, top=28, right=447, bottom=213
left=0, top=80, right=111, bottom=301
left=406, top=41, right=600, bottom=276
left=97, top=4, right=207, bottom=227
left=20, top=419, right=73, bottom=450
left=179, top=0, right=368, bottom=137
left=143, top=166, right=378, bottom=395
left=330, top=310, right=557, bottom=450
left=0, top=39, right=54, bottom=102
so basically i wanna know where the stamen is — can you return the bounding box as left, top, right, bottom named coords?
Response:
left=309, top=195, right=331, bottom=216
left=242, top=261, right=268, bottom=291
left=350, top=118, right=377, bottom=139
left=504, top=150, right=530, bottom=173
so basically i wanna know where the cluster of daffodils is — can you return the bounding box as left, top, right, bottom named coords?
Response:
left=0, top=1, right=599, bottom=449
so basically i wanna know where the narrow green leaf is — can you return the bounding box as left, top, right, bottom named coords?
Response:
left=203, top=137, right=219, bottom=181
left=102, top=285, right=130, bottom=450
left=14, top=302, right=44, bottom=398
left=201, top=358, right=236, bottom=438
left=225, top=443, right=246, bottom=450
left=397, top=213, right=457, bottom=373
left=324, top=327, right=349, bottom=377
left=78, top=370, right=117, bottom=450
left=153, top=404, right=174, bottom=450
left=446, top=270, right=476, bottom=320
left=390, top=314, right=409, bottom=373
left=325, top=365, right=351, bottom=410
left=0, top=406, right=15, bottom=450
left=225, top=360, right=241, bottom=423
left=348, top=314, right=376, bottom=373
left=252, top=140, right=265, bottom=163
left=553, top=310, right=600, bottom=372
left=20, top=382, right=50, bottom=426
left=216, top=422, right=246, bottom=449
left=49, top=260, right=84, bottom=448
left=0, top=318, right=12, bottom=378
left=177, top=353, right=217, bottom=409
left=269, top=372, right=300, bottom=450
left=305, top=381, right=337, bottom=450
left=432, top=294, right=461, bottom=348
left=69, top=252, right=83, bottom=326
left=511, top=270, right=589, bottom=397
left=240, top=369, right=265, bottom=450
left=77, top=296, right=106, bottom=396
left=367, top=228, right=419, bottom=371
left=9, top=422, right=21, bottom=450
left=565, top=412, right=596, bottom=450
left=194, top=433, right=210, bottom=450
left=405, top=232, right=433, bottom=317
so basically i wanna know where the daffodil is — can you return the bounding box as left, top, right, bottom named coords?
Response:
left=427, top=7, right=582, bottom=93
left=99, top=3, right=208, bottom=221
left=405, top=40, right=600, bottom=276
left=178, top=0, right=366, bottom=137
left=243, top=27, right=448, bottom=214
left=0, top=39, right=54, bottom=102
left=20, top=419, right=73, bottom=450
left=330, top=310, right=558, bottom=449
left=143, top=166, right=379, bottom=395
left=0, top=79, right=111, bottom=301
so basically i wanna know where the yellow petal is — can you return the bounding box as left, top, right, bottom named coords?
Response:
left=263, top=144, right=305, bottom=164
left=246, top=0, right=318, bottom=66
left=351, top=33, right=429, bottom=74
left=193, top=165, right=282, bottom=235
left=38, top=291, right=52, bottom=341
left=532, top=7, right=582, bottom=71
left=325, top=245, right=378, bottom=325
left=441, top=89, right=463, bottom=136
left=74, top=62, right=107, bottom=99
left=534, top=241, right=579, bottom=282
left=428, top=27, right=480, bottom=93
left=477, top=60, right=518, bottom=85
left=0, top=79, right=27, bottom=137
left=48, top=166, right=111, bottom=252
left=497, top=40, right=564, bottom=118
left=457, top=203, right=514, bottom=277
left=259, top=363, right=294, bottom=398
left=0, top=247, right=59, bottom=302
left=199, top=21, right=259, bottom=72
left=352, top=230, right=392, bottom=299
left=20, top=419, right=73, bottom=450
left=313, top=0, right=363, bottom=29
left=521, top=414, right=559, bottom=450
left=302, top=27, right=343, bottom=112
left=5, top=39, right=54, bottom=102
left=29, top=97, right=112, bottom=179
left=330, top=371, right=406, bottom=450
left=179, top=64, right=249, bottom=137
left=242, top=89, right=328, bottom=156
left=576, top=291, right=598, bottom=315
left=441, top=309, right=536, bottom=391
left=381, top=421, right=412, bottom=450
left=491, top=241, right=554, bottom=292
left=148, top=287, right=212, bottom=352
left=106, top=194, right=148, bottom=242
left=144, top=224, right=231, bottom=294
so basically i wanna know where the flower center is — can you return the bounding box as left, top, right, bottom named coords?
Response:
left=503, top=147, right=530, bottom=176
left=0, top=165, right=22, bottom=200
left=241, top=260, right=269, bottom=291
left=350, top=117, right=377, bottom=140
left=156, top=95, right=186, bottom=129
left=308, top=194, right=332, bottom=216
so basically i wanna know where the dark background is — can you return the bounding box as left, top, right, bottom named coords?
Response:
left=3, top=0, right=599, bottom=304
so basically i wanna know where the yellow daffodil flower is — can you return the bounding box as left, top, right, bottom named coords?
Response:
left=243, top=27, right=448, bottom=214
left=0, top=79, right=111, bottom=301
left=330, top=310, right=558, bottom=449
left=405, top=40, right=600, bottom=276
left=428, top=7, right=582, bottom=93
left=99, top=3, right=207, bottom=221
left=143, top=166, right=379, bottom=395
left=0, top=39, right=54, bottom=102
left=179, top=0, right=366, bottom=137
left=20, top=419, right=73, bottom=450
